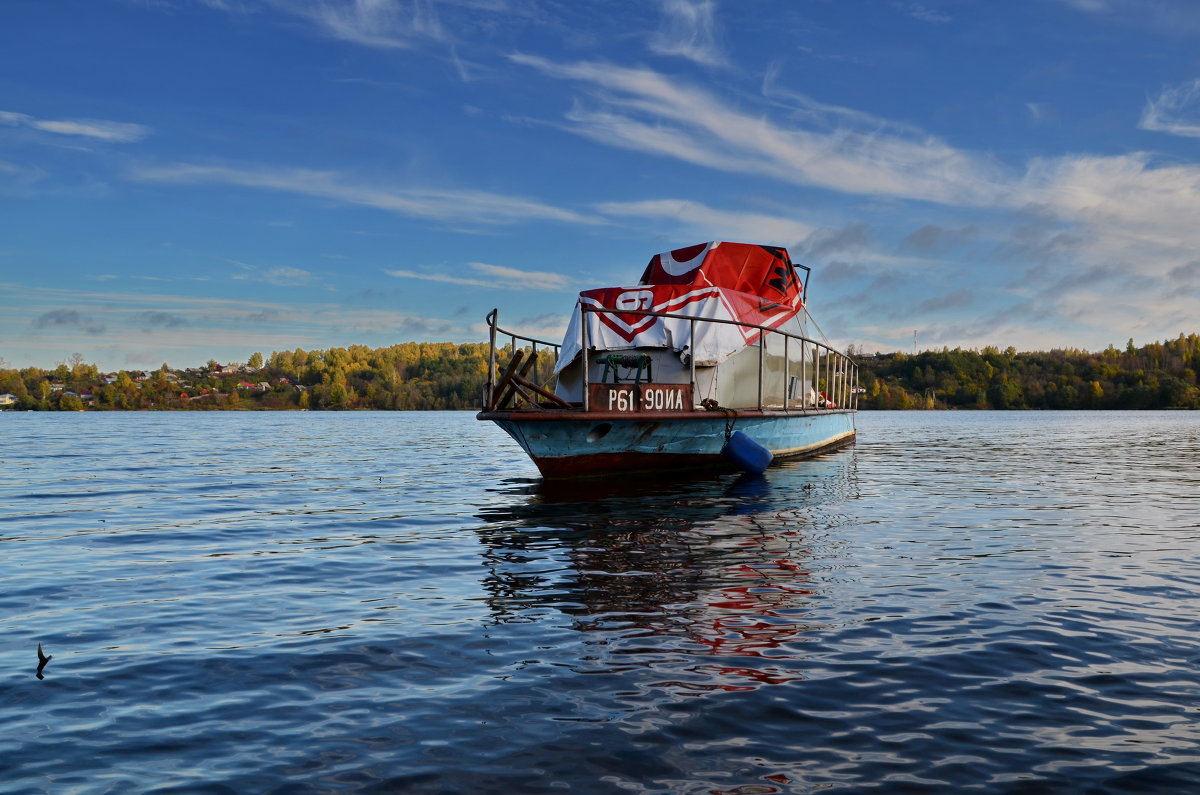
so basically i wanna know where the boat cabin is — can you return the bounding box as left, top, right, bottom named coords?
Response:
left=551, top=242, right=835, bottom=411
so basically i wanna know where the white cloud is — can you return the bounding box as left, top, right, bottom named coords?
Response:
left=511, top=52, right=1200, bottom=260
left=267, top=0, right=445, bottom=49
left=1026, top=102, right=1052, bottom=123
left=385, top=261, right=569, bottom=290
left=760, top=64, right=928, bottom=137
left=1139, top=78, right=1200, bottom=138
left=500, top=54, right=1200, bottom=352
left=0, top=281, right=466, bottom=369
left=513, top=55, right=1200, bottom=277
left=384, top=268, right=492, bottom=288
left=467, top=262, right=569, bottom=290
left=1023, top=152, right=1200, bottom=254
left=0, top=159, right=48, bottom=187
left=893, top=3, right=951, bottom=23
left=130, top=162, right=598, bottom=225
left=510, top=54, right=1013, bottom=208
left=0, top=109, right=150, bottom=142
left=648, top=0, right=728, bottom=67
left=1055, top=0, right=1200, bottom=32
left=230, top=260, right=316, bottom=286
left=596, top=198, right=815, bottom=247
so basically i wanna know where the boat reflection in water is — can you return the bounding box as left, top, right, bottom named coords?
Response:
left=474, top=454, right=858, bottom=696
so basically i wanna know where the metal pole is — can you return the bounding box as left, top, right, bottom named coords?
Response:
left=819, top=346, right=824, bottom=407
left=838, top=358, right=845, bottom=409
left=689, top=316, right=696, bottom=408
left=828, top=349, right=833, bottom=409
left=842, top=358, right=847, bottom=408
left=581, top=304, right=590, bottom=412
left=836, top=356, right=843, bottom=409
left=486, top=309, right=497, bottom=409
left=814, top=346, right=819, bottom=407
left=831, top=353, right=837, bottom=408
left=847, top=361, right=852, bottom=409
left=803, top=340, right=809, bottom=412
left=823, top=347, right=829, bottom=409
left=757, top=330, right=765, bottom=411
left=783, top=334, right=790, bottom=412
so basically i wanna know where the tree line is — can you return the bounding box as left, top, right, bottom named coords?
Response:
left=854, top=334, right=1200, bottom=410
left=2, top=333, right=1198, bottom=411
left=0, top=343, right=535, bottom=412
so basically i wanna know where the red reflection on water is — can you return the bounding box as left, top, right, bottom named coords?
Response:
left=691, top=558, right=813, bottom=662
left=709, top=784, right=782, bottom=795
left=654, top=556, right=814, bottom=692
left=689, top=663, right=804, bottom=687
left=707, top=773, right=793, bottom=795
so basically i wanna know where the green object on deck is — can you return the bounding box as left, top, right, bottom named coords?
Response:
left=598, top=353, right=653, bottom=384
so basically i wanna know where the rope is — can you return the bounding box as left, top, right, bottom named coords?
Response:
left=701, top=398, right=736, bottom=443
left=805, top=306, right=836, bottom=350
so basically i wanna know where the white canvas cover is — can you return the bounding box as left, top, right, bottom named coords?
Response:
left=555, top=242, right=806, bottom=372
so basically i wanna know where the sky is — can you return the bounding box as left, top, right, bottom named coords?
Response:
left=4, top=0, right=1200, bottom=371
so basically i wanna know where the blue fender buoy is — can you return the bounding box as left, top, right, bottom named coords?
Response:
left=721, top=430, right=773, bottom=474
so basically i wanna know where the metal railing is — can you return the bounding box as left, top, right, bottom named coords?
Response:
left=484, top=309, right=562, bottom=410
left=483, top=306, right=858, bottom=414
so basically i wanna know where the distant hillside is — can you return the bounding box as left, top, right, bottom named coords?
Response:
left=2, top=334, right=1198, bottom=411
left=0, top=343, right=515, bottom=412
left=854, top=334, right=1200, bottom=410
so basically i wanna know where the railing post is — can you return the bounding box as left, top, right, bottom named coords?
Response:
left=813, top=344, right=819, bottom=408
left=581, top=304, right=590, bottom=412
left=822, top=347, right=828, bottom=409
left=835, top=355, right=841, bottom=409
left=819, top=346, right=824, bottom=407
left=486, top=308, right=498, bottom=409
left=843, top=360, right=849, bottom=408
left=831, top=352, right=837, bottom=408
left=689, top=316, right=696, bottom=407
left=813, top=345, right=819, bottom=407
left=826, top=348, right=831, bottom=409
left=840, top=357, right=846, bottom=408
left=757, top=330, right=765, bottom=411
left=835, top=352, right=840, bottom=408
left=801, top=340, right=808, bottom=412
left=783, top=334, right=790, bottom=412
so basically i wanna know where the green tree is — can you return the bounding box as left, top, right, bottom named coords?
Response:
left=59, top=393, right=85, bottom=411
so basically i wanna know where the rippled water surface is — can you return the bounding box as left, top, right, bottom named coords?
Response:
left=4, top=410, right=1200, bottom=793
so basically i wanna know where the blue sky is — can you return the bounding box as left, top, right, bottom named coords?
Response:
left=4, top=0, right=1200, bottom=370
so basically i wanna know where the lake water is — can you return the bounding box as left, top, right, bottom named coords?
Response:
left=3, top=410, right=1200, bottom=793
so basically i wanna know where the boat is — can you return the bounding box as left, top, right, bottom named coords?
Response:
left=477, top=241, right=859, bottom=479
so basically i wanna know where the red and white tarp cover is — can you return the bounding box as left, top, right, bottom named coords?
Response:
left=556, top=242, right=806, bottom=372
